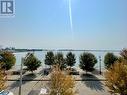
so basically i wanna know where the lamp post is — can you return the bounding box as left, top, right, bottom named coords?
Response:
left=19, top=57, right=24, bottom=95
left=99, top=56, right=102, bottom=75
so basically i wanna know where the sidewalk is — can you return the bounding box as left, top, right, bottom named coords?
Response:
left=6, top=67, right=110, bottom=95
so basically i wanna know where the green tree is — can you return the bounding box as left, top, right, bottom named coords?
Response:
left=104, top=53, right=118, bottom=69
left=54, top=52, right=66, bottom=70
left=79, top=52, right=97, bottom=73
left=44, top=51, right=54, bottom=68
left=0, top=51, right=16, bottom=70
left=24, top=53, right=41, bottom=72
left=105, top=60, right=127, bottom=95
left=65, top=52, right=76, bottom=68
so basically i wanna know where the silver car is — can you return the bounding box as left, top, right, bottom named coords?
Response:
left=0, top=90, right=14, bottom=95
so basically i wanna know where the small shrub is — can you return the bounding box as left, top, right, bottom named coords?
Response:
left=0, top=63, right=6, bottom=90
left=105, top=60, right=127, bottom=95
left=49, top=65, right=75, bottom=95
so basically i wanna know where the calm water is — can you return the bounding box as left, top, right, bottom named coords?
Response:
left=13, top=51, right=120, bottom=70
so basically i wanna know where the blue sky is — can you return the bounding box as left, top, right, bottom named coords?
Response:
left=0, top=0, right=127, bottom=49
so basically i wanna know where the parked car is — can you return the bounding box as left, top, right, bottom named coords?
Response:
left=43, top=68, right=51, bottom=75
left=0, top=90, right=14, bottom=95
left=69, top=68, right=79, bottom=75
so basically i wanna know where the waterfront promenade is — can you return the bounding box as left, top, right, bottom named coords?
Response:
left=6, top=67, right=110, bottom=95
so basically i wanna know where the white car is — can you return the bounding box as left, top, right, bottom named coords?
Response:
left=0, top=90, right=14, bottom=95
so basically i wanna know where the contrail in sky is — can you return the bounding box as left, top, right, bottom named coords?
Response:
left=68, top=0, right=74, bottom=39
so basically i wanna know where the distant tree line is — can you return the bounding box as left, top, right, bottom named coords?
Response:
left=0, top=49, right=126, bottom=74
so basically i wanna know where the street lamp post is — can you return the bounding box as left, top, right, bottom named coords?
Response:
left=99, top=56, right=102, bottom=75
left=19, top=57, right=24, bottom=95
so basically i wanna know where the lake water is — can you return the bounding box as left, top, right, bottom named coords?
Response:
left=13, top=51, right=120, bottom=70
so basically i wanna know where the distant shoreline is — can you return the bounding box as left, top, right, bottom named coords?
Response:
left=1, top=49, right=121, bottom=53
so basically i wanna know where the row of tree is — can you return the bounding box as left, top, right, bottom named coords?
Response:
left=0, top=49, right=127, bottom=94
left=45, top=52, right=76, bottom=70
left=0, top=50, right=125, bottom=73
left=0, top=51, right=97, bottom=73
left=23, top=51, right=97, bottom=73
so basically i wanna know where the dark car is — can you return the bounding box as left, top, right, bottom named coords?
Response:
left=69, top=68, right=79, bottom=75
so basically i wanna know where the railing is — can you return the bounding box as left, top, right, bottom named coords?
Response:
left=7, top=79, right=107, bottom=81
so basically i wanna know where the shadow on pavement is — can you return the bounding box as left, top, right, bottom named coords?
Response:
left=8, top=73, right=37, bottom=90
left=81, top=74, right=104, bottom=91
left=28, top=90, right=40, bottom=95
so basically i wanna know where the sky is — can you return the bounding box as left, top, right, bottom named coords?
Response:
left=0, top=0, right=127, bottom=50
